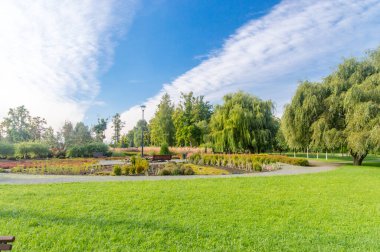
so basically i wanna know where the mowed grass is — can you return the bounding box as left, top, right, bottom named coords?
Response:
left=1, top=164, right=380, bottom=251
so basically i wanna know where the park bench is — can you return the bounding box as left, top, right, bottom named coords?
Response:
left=0, top=236, right=15, bottom=251
left=152, top=155, right=172, bottom=161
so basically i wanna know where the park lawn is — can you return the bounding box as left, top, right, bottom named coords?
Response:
left=1, top=164, right=380, bottom=251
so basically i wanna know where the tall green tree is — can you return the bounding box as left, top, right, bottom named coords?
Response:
left=282, top=48, right=380, bottom=165
left=93, top=118, right=108, bottom=142
left=173, top=92, right=212, bottom=146
left=2, top=106, right=32, bottom=142
left=112, top=113, right=124, bottom=146
left=133, top=120, right=150, bottom=147
left=149, top=93, right=175, bottom=146
left=210, top=91, right=276, bottom=153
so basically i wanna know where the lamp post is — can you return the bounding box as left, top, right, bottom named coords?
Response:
left=140, top=105, right=146, bottom=157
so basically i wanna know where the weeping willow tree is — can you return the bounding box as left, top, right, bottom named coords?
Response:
left=282, top=47, right=380, bottom=165
left=210, top=91, right=277, bottom=153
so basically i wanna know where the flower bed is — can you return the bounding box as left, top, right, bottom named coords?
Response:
left=8, top=159, right=103, bottom=175
left=188, top=153, right=308, bottom=172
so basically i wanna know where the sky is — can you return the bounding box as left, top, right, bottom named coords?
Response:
left=1, top=0, right=380, bottom=138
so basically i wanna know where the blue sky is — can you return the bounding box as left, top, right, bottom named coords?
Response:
left=0, top=0, right=380, bottom=134
left=89, top=0, right=280, bottom=122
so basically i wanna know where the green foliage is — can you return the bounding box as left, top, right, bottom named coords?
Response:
left=122, top=157, right=149, bottom=175
left=61, top=121, right=94, bottom=148
left=92, top=118, right=108, bottom=142
left=282, top=47, right=380, bottom=165
left=157, top=162, right=194, bottom=176
left=15, top=142, right=50, bottom=159
left=188, top=153, right=308, bottom=171
left=210, top=91, right=277, bottom=153
left=113, top=165, right=122, bottom=176
left=0, top=142, right=15, bottom=158
left=149, top=93, right=176, bottom=146
left=133, top=120, right=150, bottom=147
left=112, top=113, right=125, bottom=146
left=173, top=92, right=212, bottom=147
left=159, top=143, right=170, bottom=155
left=66, top=143, right=109, bottom=158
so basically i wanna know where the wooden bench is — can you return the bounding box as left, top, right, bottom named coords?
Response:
left=0, top=236, right=15, bottom=251
left=152, top=155, right=172, bottom=161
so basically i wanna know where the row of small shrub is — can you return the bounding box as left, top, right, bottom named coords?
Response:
left=188, top=153, right=309, bottom=171
left=66, top=143, right=109, bottom=158
left=11, top=162, right=102, bottom=175
left=113, top=156, right=150, bottom=175
left=157, top=162, right=195, bottom=176
left=0, top=142, right=50, bottom=159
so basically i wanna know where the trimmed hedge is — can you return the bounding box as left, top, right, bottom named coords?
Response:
left=188, top=153, right=309, bottom=171
left=66, top=143, right=109, bottom=158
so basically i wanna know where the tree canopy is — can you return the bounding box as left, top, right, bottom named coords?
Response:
left=210, top=91, right=277, bottom=153
left=282, top=48, right=380, bottom=165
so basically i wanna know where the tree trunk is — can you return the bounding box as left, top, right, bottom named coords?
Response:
left=350, top=150, right=367, bottom=166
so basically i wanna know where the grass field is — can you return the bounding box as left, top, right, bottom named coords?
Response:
left=1, top=162, right=380, bottom=251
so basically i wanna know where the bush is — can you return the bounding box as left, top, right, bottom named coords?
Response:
left=66, top=143, right=109, bottom=158
left=113, top=165, right=122, bottom=176
left=159, top=143, right=170, bottom=155
left=253, top=162, right=262, bottom=172
left=188, top=153, right=308, bottom=171
left=158, top=162, right=194, bottom=176
left=0, top=168, right=5, bottom=173
left=0, top=142, right=15, bottom=158
left=15, top=142, right=50, bottom=159
left=111, top=152, right=126, bottom=157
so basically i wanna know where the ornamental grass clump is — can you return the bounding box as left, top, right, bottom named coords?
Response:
left=188, top=153, right=308, bottom=171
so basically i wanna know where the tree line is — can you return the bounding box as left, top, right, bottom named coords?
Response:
left=1, top=47, right=379, bottom=164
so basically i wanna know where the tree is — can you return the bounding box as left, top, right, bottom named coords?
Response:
left=30, top=116, right=47, bottom=141
left=112, top=113, right=124, bottom=146
left=61, top=121, right=75, bottom=148
left=173, top=92, right=212, bottom=146
left=210, top=91, right=277, bottom=153
left=2, top=106, right=32, bottom=143
left=282, top=48, right=380, bottom=165
left=133, top=120, right=149, bottom=147
left=72, top=122, right=93, bottom=145
left=93, top=118, right=108, bottom=142
left=149, top=93, right=175, bottom=146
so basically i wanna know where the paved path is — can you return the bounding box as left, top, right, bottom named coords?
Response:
left=0, top=161, right=340, bottom=185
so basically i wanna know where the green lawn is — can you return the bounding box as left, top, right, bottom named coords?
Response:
left=1, top=163, right=380, bottom=251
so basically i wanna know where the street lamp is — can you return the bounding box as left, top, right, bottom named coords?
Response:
left=140, top=105, right=146, bottom=157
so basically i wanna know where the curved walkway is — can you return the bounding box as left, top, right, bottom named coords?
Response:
left=0, top=161, right=340, bottom=185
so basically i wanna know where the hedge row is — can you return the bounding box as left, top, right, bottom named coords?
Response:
left=66, top=143, right=109, bottom=158
left=188, top=153, right=309, bottom=171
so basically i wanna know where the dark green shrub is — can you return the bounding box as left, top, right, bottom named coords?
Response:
left=15, top=142, right=50, bottom=159
left=66, top=143, right=109, bottom=158
left=113, top=165, right=122, bottom=176
left=159, top=143, right=170, bottom=155
left=0, top=142, right=15, bottom=158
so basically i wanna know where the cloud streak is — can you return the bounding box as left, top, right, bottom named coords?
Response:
left=118, top=0, right=380, bottom=135
left=0, top=0, right=138, bottom=128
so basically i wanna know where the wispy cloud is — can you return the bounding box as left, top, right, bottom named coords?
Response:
left=117, top=0, right=380, bottom=135
left=0, top=0, right=138, bottom=128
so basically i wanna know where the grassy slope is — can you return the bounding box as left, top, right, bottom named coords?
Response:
left=1, top=164, right=380, bottom=251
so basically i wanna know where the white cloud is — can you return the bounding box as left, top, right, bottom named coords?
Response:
left=0, top=0, right=138, bottom=129
left=116, top=0, right=380, bottom=137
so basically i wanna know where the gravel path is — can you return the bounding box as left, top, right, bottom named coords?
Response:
left=0, top=161, right=340, bottom=185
